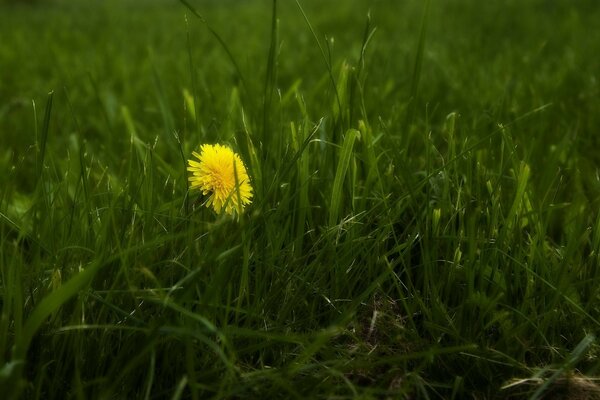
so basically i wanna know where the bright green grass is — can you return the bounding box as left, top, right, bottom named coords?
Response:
left=2, top=0, right=600, bottom=398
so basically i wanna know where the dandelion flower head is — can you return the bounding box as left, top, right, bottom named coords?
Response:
left=187, top=144, right=253, bottom=215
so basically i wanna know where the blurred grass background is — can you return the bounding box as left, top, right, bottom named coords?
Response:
left=1, top=0, right=600, bottom=398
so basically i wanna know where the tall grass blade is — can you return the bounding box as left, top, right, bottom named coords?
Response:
left=36, top=91, right=53, bottom=182
left=178, top=0, right=246, bottom=92
left=507, top=161, right=531, bottom=230
left=329, top=129, right=359, bottom=226
left=294, top=0, right=343, bottom=119
left=14, top=261, right=103, bottom=360
left=263, top=0, right=279, bottom=139
left=405, top=0, right=430, bottom=127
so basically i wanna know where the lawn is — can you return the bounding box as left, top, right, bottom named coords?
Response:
left=1, top=0, right=600, bottom=398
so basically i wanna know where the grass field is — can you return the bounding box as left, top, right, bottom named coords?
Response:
left=2, top=0, right=600, bottom=398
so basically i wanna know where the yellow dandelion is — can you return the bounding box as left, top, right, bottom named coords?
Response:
left=187, top=144, right=253, bottom=215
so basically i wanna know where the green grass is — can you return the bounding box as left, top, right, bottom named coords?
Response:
left=2, top=0, right=600, bottom=398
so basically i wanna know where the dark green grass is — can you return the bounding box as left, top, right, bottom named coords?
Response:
left=2, top=0, right=600, bottom=398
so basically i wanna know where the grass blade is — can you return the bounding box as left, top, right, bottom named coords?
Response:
left=405, top=0, right=430, bottom=127
left=329, top=129, right=359, bottom=226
